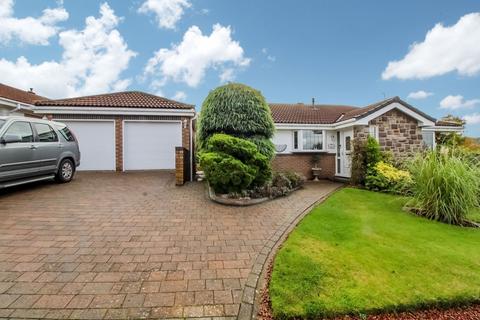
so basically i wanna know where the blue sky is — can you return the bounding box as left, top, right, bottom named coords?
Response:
left=1, top=0, right=479, bottom=136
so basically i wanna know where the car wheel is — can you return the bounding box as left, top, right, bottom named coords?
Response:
left=56, top=159, right=75, bottom=183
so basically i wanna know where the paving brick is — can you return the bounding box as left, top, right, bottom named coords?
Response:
left=89, top=294, right=125, bottom=308
left=144, top=292, right=175, bottom=307
left=66, top=295, right=94, bottom=309
left=33, top=295, right=74, bottom=308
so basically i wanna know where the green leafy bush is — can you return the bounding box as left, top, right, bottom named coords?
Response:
left=351, top=136, right=382, bottom=186
left=199, top=134, right=272, bottom=193
left=365, top=136, right=382, bottom=167
left=407, top=150, right=480, bottom=225
left=197, top=83, right=275, bottom=160
left=365, top=161, right=412, bottom=195
left=351, top=138, right=367, bottom=185
left=199, top=152, right=256, bottom=194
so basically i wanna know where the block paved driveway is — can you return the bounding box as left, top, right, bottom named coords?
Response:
left=0, top=172, right=341, bottom=319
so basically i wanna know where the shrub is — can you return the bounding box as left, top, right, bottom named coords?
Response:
left=351, top=136, right=382, bottom=186
left=197, top=83, right=275, bottom=160
left=249, top=171, right=306, bottom=199
left=199, top=134, right=272, bottom=193
left=365, top=161, right=412, bottom=194
left=199, top=152, right=256, bottom=194
left=351, top=139, right=367, bottom=185
left=407, top=150, right=480, bottom=225
left=365, top=136, right=382, bottom=167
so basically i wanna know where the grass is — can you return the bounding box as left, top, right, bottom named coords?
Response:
left=270, top=188, right=480, bottom=319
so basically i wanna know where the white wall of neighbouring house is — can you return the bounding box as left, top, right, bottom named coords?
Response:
left=272, top=129, right=293, bottom=154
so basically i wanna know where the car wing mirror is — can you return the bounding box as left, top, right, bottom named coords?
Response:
left=1, top=134, right=23, bottom=144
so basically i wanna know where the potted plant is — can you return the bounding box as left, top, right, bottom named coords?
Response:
left=311, top=154, right=322, bottom=181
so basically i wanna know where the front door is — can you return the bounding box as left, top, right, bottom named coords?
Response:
left=336, top=129, right=353, bottom=178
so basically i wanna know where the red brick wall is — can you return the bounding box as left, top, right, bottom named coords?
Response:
left=272, top=153, right=336, bottom=180
left=115, top=117, right=123, bottom=171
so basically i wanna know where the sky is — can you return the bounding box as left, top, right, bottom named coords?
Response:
left=1, top=0, right=479, bottom=137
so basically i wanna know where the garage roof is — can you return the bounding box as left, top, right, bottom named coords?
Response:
left=0, top=83, right=49, bottom=105
left=35, top=91, right=194, bottom=110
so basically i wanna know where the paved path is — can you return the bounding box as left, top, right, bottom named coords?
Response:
left=0, top=172, right=341, bottom=319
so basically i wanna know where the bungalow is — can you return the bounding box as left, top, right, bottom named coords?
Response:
left=0, top=83, right=45, bottom=118
left=270, top=96, right=463, bottom=180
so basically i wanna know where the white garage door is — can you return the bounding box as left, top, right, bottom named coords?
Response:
left=123, top=121, right=182, bottom=170
left=60, top=120, right=116, bottom=171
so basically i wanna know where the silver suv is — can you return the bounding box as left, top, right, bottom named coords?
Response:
left=0, top=116, right=80, bottom=189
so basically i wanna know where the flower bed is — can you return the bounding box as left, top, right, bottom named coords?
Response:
left=207, top=171, right=305, bottom=206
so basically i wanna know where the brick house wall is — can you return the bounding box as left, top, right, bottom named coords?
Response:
left=50, top=114, right=193, bottom=184
left=354, top=109, right=424, bottom=159
left=272, top=153, right=336, bottom=180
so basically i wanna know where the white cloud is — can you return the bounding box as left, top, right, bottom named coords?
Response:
left=219, top=68, right=235, bottom=83
left=172, top=91, right=186, bottom=101
left=463, top=113, right=480, bottom=125
left=144, top=24, right=250, bottom=88
left=382, top=13, right=480, bottom=80
left=0, top=0, right=68, bottom=45
left=440, top=95, right=480, bottom=110
left=138, top=0, right=191, bottom=29
left=407, top=90, right=433, bottom=100
left=261, top=47, right=275, bottom=62
left=0, top=3, right=136, bottom=98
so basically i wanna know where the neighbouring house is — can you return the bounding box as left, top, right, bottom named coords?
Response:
left=31, top=91, right=195, bottom=185
left=0, top=83, right=45, bottom=118
left=270, top=96, right=463, bottom=180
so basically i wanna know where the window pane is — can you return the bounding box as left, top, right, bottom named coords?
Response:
left=34, top=123, right=58, bottom=142
left=303, top=130, right=323, bottom=150
left=55, top=124, right=75, bottom=142
left=0, top=120, right=5, bottom=129
left=422, top=131, right=435, bottom=149
left=4, top=122, right=34, bottom=142
left=293, top=131, right=298, bottom=149
left=345, top=136, right=351, bottom=151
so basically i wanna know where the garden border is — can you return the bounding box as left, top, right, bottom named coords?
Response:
left=237, top=183, right=345, bottom=320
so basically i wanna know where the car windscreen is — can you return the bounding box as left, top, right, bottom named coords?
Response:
left=0, top=120, right=5, bottom=130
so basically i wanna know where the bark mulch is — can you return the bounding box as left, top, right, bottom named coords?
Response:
left=258, top=260, right=480, bottom=320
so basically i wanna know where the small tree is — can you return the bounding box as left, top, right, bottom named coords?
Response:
left=197, top=83, right=275, bottom=160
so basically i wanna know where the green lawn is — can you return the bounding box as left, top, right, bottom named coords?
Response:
left=270, top=188, right=480, bottom=319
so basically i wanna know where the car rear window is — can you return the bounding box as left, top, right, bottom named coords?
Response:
left=55, top=124, right=75, bottom=142
left=0, top=120, right=5, bottom=130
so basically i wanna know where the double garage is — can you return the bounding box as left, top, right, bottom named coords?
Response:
left=61, top=120, right=182, bottom=171
left=33, top=91, right=195, bottom=180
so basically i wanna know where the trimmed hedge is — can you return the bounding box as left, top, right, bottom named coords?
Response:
left=197, top=83, right=275, bottom=160
left=199, top=134, right=272, bottom=194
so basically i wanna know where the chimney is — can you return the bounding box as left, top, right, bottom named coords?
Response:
left=312, top=97, right=315, bottom=106
left=28, top=88, right=35, bottom=95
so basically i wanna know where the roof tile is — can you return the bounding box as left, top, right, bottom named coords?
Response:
left=35, top=91, right=194, bottom=110
left=0, top=83, right=49, bottom=105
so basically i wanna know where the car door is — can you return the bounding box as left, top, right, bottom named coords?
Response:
left=31, top=122, right=62, bottom=175
left=0, top=121, right=36, bottom=182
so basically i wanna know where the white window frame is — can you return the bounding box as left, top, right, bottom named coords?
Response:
left=369, top=125, right=379, bottom=141
left=292, top=129, right=326, bottom=152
